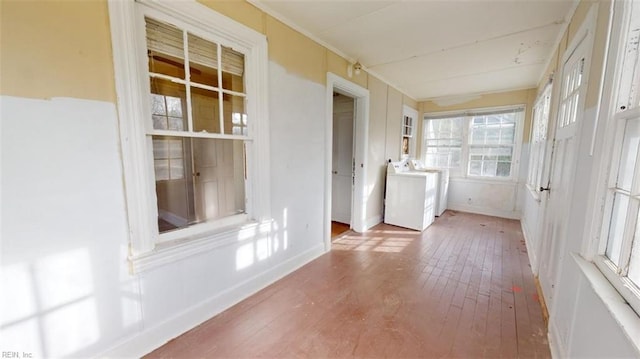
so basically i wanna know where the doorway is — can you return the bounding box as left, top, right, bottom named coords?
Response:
left=324, top=73, right=370, bottom=251
left=331, top=92, right=355, bottom=234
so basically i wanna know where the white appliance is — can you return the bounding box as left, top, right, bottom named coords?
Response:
left=384, top=161, right=438, bottom=231
left=408, top=160, right=449, bottom=216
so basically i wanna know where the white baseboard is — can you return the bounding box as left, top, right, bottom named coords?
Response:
left=98, top=242, right=326, bottom=358
left=520, top=220, right=538, bottom=275
left=548, top=319, right=565, bottom=359
left=447, top=203, right=520, bottom=220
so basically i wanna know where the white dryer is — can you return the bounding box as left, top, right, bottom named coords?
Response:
left=384, top=161, right=437, bottom=231
left=408, top=160, right=449, bottom=216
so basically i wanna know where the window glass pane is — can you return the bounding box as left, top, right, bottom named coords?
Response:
left=221, top=45, right=245, bottom=93
left=149, top=78, right=187, bottom=131
left=154, top=160, right=169, bottom=181
left=451, top=149, right=461, bottom=167
left=146, top=18, right=186, bottom=79
left=482, top=160, right=498, bottom=177
left=606, top=192, right=631, bottom=266
left=232, top=113, right=248, bottom=136
left=468, top=146, right=513, bottom=178
left=424, top=117, right=463, bottom=169
left=152, top=115, right=168, bottom=130
left=151, top=94, right=166, bottom=115
left=223, top=94, right=247, bottom=135
left=152, top=137, right=185, bottom=181
left=188, top=33, right=218, bottom=88
left=191, top=88, right=221, bottom=134
left=469, top=160, right=481, bottom=176
left=154, top=136, right=246, bottom=234
left=165, top=96, right=182, bottom=118
left=485, top=128, right=500, bottom=144
left=191, top=138, right=246, bottom=222
left=153, top=138, right=169, bottom=159
left=617, top=118, right=640, bottom=191
left=497, top=162, right=511, bottom=177
left=500, top=128, right=515, bottom=144
left=471, top=129, right=485, bottom=144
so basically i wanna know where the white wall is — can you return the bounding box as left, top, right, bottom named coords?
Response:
left=0, top=60, right=328, bottom=357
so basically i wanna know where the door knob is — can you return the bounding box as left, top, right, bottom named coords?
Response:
left=539, top=186, right=550, bottom=192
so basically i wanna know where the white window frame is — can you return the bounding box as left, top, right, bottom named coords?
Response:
left=422, top=105, right=525, bottom=181
left=108, top=0, right=270, bottom=272
left=589, top=0, right=640, bottom=319
left=527, top=83, right=553, bottom=199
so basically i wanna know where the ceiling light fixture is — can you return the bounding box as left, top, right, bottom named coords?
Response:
left=353, top=61, right=362, bottom=75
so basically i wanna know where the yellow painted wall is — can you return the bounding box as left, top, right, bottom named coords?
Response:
left=0, top=0, right=115, bottom=102
left=0, top=0, right=413, bottom=108
left=265, top=16, right=327, bottom=85
left=385, top=87, right=404, bottom=162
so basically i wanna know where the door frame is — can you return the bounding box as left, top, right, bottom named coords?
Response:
left=324, top=73, right=370, bottom=251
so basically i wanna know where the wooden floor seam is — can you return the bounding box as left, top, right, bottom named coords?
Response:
left=147, top=211, right=550, bottom=358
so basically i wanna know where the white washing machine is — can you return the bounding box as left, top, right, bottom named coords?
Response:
left=384, top=161, right=437, bottom=231
left=409, top=160, right=449, bottom=216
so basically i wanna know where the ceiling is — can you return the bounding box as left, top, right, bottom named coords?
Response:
left=249, top=0, right=577, bottom=101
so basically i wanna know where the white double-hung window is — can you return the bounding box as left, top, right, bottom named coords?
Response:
left=108, top=0, right=269, bottom=271
left=595, top=0, right=640, bottom=315
left=423, top=106, right=523, bottom=179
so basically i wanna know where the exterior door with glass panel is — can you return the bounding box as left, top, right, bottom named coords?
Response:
left=539, top=34, right=590, bottom=306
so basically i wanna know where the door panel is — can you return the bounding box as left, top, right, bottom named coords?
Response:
left=332, top=94, right=355, bottom=224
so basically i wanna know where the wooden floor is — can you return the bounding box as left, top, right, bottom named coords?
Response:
left=147, top=211, right=550, bottom=358
left=331, top=221, right=350, bottom=238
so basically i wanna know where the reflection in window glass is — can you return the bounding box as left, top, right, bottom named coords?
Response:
left=153, top=137, right=246, bottom=233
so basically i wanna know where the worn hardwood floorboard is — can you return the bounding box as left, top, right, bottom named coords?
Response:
left=146, top=211, right=550, bottom=358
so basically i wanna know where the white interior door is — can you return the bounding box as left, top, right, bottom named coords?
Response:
left=539, top=34, right=590, bottom=306
left=331, top=93, right=355, bottom=224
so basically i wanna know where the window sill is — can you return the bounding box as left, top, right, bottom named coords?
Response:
left=572, top=253, right=640, bottom=355
left=129, top=219, right=273, bottom=274
left=448, top=175, right=519, bottom=185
